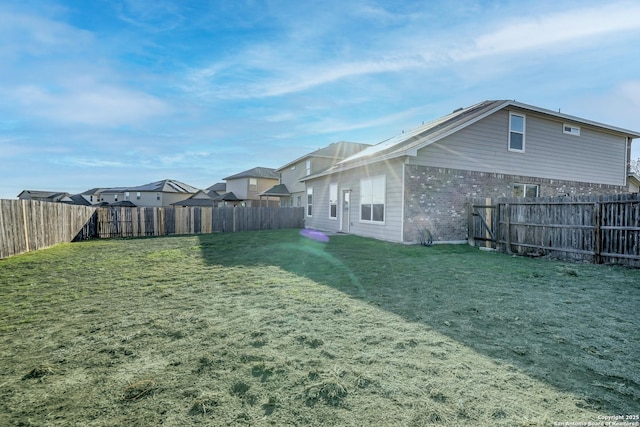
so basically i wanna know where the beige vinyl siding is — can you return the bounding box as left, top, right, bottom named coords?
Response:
left=409, top=109, right=627, bottom=186
left=304, top=159, right=404, bottom=242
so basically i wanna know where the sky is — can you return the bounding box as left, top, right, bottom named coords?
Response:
left=1, top=0, right=640, bottom=199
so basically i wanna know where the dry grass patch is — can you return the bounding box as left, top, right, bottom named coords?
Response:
left=0, top=230, right=638, bottom=426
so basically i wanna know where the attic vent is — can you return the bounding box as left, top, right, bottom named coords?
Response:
left=452, top=107, right=464, bottom=113
left=563, top=124, right=580, bottom=136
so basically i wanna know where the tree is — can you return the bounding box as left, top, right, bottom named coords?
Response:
left=631, top=158, right=640, bottom=175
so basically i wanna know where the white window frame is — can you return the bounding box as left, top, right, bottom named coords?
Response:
left=514, top=183, right=539, bottom=198
left=329, top=183, right=338, bottom=220
left=306, top=187, right=313, bottom=217
left=360, top=175, right=386, bottom=223
left=305, top=159, right=311, bottom=176
left=125, top=191, right=130, bottom=201
left=509, top=112, right=525, bottom=152
left=563, top=123, right=580, bottom=136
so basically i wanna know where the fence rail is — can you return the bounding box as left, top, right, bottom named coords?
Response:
left=0, top=200, right=96, bottom=259
left=469, top=194, right=640, bottom=267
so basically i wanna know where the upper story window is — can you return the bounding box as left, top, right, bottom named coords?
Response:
left=136, top=192, right=141, bottom=200
left=305, top=159, right=311, bottom=176
left=249, top=178, right=258, bottom=191
left=509, top=113, right=525, bottom=152
left=125, top=191, right=130, bottom=201
left=563, top=124, right=580, bottom=136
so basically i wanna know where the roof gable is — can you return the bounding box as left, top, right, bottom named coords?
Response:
left=276, top=141, right=371, bottom=171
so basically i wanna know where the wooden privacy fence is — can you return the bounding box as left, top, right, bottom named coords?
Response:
left=0, top=199, right=96, bottom=259
left=469, top=193, right=640, bottom=267
left=94, top=206, right=305, bottom=238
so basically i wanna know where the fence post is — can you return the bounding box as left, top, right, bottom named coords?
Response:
left=594, top=202, right=602, bottom=264
left=467, top=202, right=475, bottom=246
left=505, top=203, right=512, bottom=254
left=21, top=199, right=30, bottom=253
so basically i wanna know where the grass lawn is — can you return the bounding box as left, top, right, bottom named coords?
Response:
left=0, top=229, right=638, bottom=426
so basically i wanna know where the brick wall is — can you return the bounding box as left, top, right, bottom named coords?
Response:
left=403, top=165, right=626, bottom=243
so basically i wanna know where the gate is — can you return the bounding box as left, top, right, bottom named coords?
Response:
left=469, top=199, right=498, bottom=248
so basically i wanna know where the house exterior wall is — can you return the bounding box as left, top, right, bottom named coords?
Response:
left=305, top=159, right=404, bottom=242
left=410, top=109, right=628, bottom=186
left=403, top=165, right=627, bottom=243
left=226, top=178, right=249, bottom=199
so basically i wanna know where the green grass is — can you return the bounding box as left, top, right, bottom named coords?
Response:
left=0, top=230, right=638, bottom=426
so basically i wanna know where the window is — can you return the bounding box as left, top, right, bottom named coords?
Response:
left=563, top=124, right=580, bottom=136
left=360, top=175, right=385, bottom=222
left=125, top=191, right=130, bottom=201
left=114, top=194, right=118, bottom=202
left=297, top=195, right=302, bottom=207
left=136, top=192, right=141, bottom=200
left=156, top=192, right=161, bottom=201
left=514, top=183, right=539, bottom=198
left=329, top=183, right=338, bottom=219
left=306, top=187, right=313, bottom=216
left=509, top=113, right=525, bottom=151
left=305, top=160, right=311, bottom=176
left=249, top=178, right=258, bottom=192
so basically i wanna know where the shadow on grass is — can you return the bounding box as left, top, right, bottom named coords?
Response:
left=197, top=229, right=640, bottom=414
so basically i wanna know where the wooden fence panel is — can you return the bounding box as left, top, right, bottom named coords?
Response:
left=93, top=206, right=304, bottom=238
left=0, top=200, right=96, bottom=259
left=470, top=194, right=640, bottom=267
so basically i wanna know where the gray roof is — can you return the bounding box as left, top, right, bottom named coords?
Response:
left=66, top=194, right=92, bottom=206
left=223, top=167, right=279, bottom=180
left=17, top=190, right=70, bottom=200
left=213, top=192, right=241, bottom=201
left=276, top=141, right=371, bottom=172
left=206, top=182, right=226, bottom=192
left=304, top=100, right=640, bottom=180
left=260, top=184, right=290, bottom=196
left=100, top=179, right=200, bottom=194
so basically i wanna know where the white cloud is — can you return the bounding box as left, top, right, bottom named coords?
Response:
left=457, top=2, right=640, bottom=60
left=7, top=84, right=171, bottom=127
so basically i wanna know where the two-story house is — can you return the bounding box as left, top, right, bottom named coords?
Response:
left=223, top=167, right=279, bottom=207
left=301, top=100, right=640, bottom=243
left=263, top=141, right=370, bottom=208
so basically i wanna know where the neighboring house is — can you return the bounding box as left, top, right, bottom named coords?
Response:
left=205, top=182, right=226, bottom=199
left=17, top=190, right=73, bottom=203
left=223, top=167, right=279, bottom=207
left=267, top=141, right=370, bottom=207
left=629, top=173, right=640, bottom=193
left=301, top=100, right=640, bottom=244
left=171, top=190, right=216, bottom=207
left=78, top=188, right=107, bottom=205
left=97, top=179, right=199, bottom=207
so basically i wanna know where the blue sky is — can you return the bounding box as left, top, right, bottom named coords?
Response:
left=1, top=0, right=640, bottom=199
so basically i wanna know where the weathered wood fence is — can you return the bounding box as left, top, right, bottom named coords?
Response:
left=0, top=200, right=96, bottom=259
left=469, top=194, right=640, bottom=267
left=0, top=202, right=305, bottom=259
left=94, top=206, right=305, bottom=238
